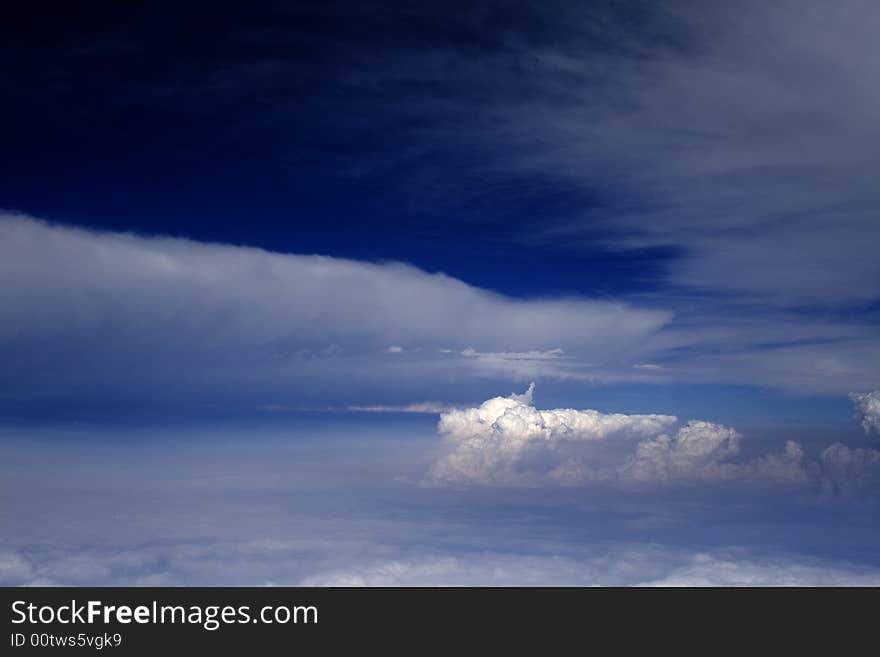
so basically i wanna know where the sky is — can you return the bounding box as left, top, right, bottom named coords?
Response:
left=1, top=0, right=879, bottom=586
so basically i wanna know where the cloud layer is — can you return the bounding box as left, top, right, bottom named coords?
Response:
left=300, top=550, right=880, bottom=587
left=6, top=540, right=880, bottom=588
left=2, top=414, right=878, bottom=588
left=0, top=214, right=669, bottom=407
left=2, top=213, right=878, bottom=404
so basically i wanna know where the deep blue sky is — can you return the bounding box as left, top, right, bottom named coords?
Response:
left=1, top=0, right=677, bottom=298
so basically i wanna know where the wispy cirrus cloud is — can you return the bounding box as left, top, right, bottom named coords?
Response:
left=429, top=1, right=880, bottom=308
left=294, top=0, right=880, bottom=394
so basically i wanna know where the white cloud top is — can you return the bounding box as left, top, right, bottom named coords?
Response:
left=428, top=384, right=676, bottom=486
left=437, top=383, right=675, bottom=443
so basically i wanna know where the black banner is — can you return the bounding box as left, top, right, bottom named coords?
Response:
left=1, top=587, right=875, bottom=654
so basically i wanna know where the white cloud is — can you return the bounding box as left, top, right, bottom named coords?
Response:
left=626, top=421, right=741, bottom=483
left=300, top=549, right=880, bottom=587
left=6, top=540, right=880, bottom=587
left=2, top=214, right=876, bottom=400
left=428, top=386, right=813, bottom=488
left=436, top=382, right=674, bottom=443
left=2, top=422, right=878, bottom=588
left=0, top=214, right=669, bottom=406
left=455, top=347, right=565, bottom=361
left=625, top=426, right=808, bottom=486
left=636, top=552, right=880, bottom=587
left=438, top=347, right=576, bottom=381
left=814, top=392, right=880, bottom=494
left=428, top=385, right=677, bottom=486
left=850, top=391, right=880, bottom=435
left=346, top=402, right=453, bottom=414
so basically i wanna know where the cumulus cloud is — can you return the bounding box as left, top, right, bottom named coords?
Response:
left=436, top=382, right=674, bottom=442
left=427, top=384, right=677, bottom=486
left=812, top=392, right=880, bottom=494
left=625, top=426, right=808, bottom=486
left=626, top=422, right=741, bottom=484
left=428, top=386, right=812, bottom=488
left=0, top=214, right=670, bottom=407
left=850, top=391, right=880, bottom=435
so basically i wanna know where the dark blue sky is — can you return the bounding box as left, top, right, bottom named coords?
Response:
left=1, top=0, right=678, bottom=298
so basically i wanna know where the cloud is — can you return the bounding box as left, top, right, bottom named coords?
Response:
left=300, top=549, right=880, bottom=587
left=850, top=391, right=880, bottom=435
left=6, top=539, right=880, bottom=587
left=626, top=426, right=807, bottom=486
left=819, top=443, right=880, bottom=496
left=427, top=386, right=827, bottom=488
left=487, top=1, right=880, bottom=308
left=626, top=422, right=741, bottom=483
left=346, top=402, right=453, bottom=414
left=427, top=384, right=677, bottom=486
left=436, top=382, right=675, bottom=443
left=0, top=214, right=669, bottom=408
left=2, top=214, right=876, bottom=402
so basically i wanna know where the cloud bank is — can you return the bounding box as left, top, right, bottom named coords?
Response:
left=0, top=214, right=669, bottom=407
left=2, top=214, right=877, bottom=404
left=428, top=386, right=877, bottom=490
